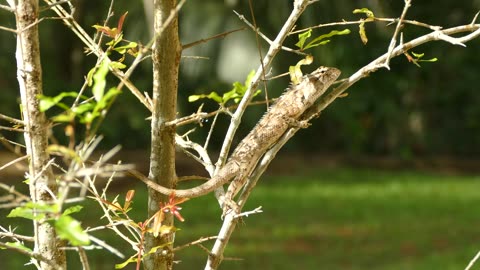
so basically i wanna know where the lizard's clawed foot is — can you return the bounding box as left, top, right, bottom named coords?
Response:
left=284, top=116, right=310, bottom=129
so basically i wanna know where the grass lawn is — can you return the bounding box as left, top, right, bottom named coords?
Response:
left=2, top=166, right=480, bottom=269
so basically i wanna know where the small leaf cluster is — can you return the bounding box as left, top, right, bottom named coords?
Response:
left=404, top=51, right=438, bottom=67
left=295, top=29, right=351, bottom=51
left=353, top=8, right=376, bottom=44
left=92, top=12, right=138, bottom=68
left=39, top=60, right=121, bottom=125
left=8, top=203, right=89, bottom=247
left=188, top=70, right=261, bottom=105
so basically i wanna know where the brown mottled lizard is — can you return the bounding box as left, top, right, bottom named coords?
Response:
left=130, top=66, right=341, bottom=201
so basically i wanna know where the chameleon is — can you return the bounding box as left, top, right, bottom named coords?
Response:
left=131, top=66, right=341, bottom=202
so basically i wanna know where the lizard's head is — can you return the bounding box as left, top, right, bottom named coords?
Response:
left=310, top=66, right=341, bottom=85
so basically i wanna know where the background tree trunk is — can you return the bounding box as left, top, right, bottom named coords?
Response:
left=144, top=0, right=181, bottom=269
left=15, top=0, right=66, bottom=269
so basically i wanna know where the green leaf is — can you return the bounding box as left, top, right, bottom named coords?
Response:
left=92, top=60, right=110, bottom=102
left=8, top=202, right=59, bottom=221
left=86, top=67, right=95, bottom=86
left=188, top=95, right=201, bottom=102
left=411, top=52, right=425, bottom=58
left=109, top=61, right=126, bottom=70
left=95, top=87, right=121, bottom=113
left=207, top=92, right=223, bottom=103
left=115, top=255, right=139, bottom=269
left=303, top=29, right=351, bottom=50
left=419, top=58, right=438, bottom=63
left=295, top=29, right=312, bottom=49
left=8, top=206, right=44, bottom=220
left=38, top=92, right=78, bottom=112
left=55, top=215, right=90, bottom=246
left=72, top=103, right=95, bottom=115
left=359, top=20, right=368, bottom=44
left=353, top=8, right=375, bottom=18
left=3, top=242, right=32, bottom=253
left=63, top=205, right=83, bottom=216
left=289, top=55, right=314, bottom=84
left=188, top=70, right=260, bottom=105
left=81, top=111, right=100, bottom=124
left=113, top=42, right=138, bottom=55
left=51, top=111, right=75, bottom=123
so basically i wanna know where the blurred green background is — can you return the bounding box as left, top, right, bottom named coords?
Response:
left=1, top=0, right=480, bottom=269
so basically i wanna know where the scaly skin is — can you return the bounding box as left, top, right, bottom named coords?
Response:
left=131, top=66, right=341, bottom=199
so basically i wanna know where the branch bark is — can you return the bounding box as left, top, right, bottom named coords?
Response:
left=144, top=0, right=181, bottom=269
left=14, top=0, right=66, bottom=269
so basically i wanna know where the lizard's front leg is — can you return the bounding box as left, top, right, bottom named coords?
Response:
left=283, top=115, right=310, bottom=129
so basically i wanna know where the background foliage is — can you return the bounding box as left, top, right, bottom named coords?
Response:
left=0, top=0, right=479, bottom=156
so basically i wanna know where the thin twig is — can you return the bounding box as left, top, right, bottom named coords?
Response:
left=0, top=126, right=25, bottom=132
left=77, top=246, right=91, bottom=270
left=234, top=10, right=307, bottom=56
left=182, top=27, right=246, bottom=50
left=0, top=241, right=51, bottom=264
left=0, top=155, right=28, bottom=173
left=0, top=4, right=14, bottom=12
left=290, top=17, right=442, bottom=35
left=172, top=236, right=217, bottom=252
left=304, top=23, right=480, bottom=120
left=0, top=113, right=24, bottom=125
left=0, top=230, right=34, bottom=242
left=383, top=0, right=412, bottom=69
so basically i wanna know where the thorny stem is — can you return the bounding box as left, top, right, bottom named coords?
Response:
left=206, top=1, right=313, bottom=268
left=207, top=20, right=480, bottom=270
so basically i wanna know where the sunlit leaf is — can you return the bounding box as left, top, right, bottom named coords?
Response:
left=38, top=92, right=78, bottom=112
left=92, top=60, right=109, bottom=102
left=47, top=144, right=81, bottom=161
left=8, top=202, right=58, bottom=221
left=289, top=55, right=314, bottom=85
left=115, top=255, right=138, bottom=269
left=359, top=20, right=368, bottom=44
left=3, top=242, right=32, bottom=253
left=55, top=215, right=90, bottom=246
left=8, top=206, right=44, bottom=221
left=124, top=190, right=135, bottom=211
left=113, top=42, right=137, bottom=55
left=109, top=61, right=126, bottom=69
left=117, top=12, right=128, bottom=33
left=188, top=95, right=201, bottom=102
left=63, top=205, right=83, bottom=216
left=92, top=25, right=118, bottom=38
left=411, top=52, right=425, bottom=58
left=295, top=29, right=312, bottom=49
left=303, top=29, right=351, bottom=50
left=353, top=8, right=375, bottom=18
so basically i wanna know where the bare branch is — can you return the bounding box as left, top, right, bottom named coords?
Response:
left=305, top=23, right=480, bottom=119
left=0, top=227, right=34, bottom=242
left=384, top=0, right=412, bottom=69
left=290, top=17, right=443, bottom=36
left=172, top=236, right=218, bottom=252
left=0, top=241, right=51, bottom=264
left=0, top=155, right=28, bottom=173
left=0, top=113, right=24, bottom=125
left=0, top=4, right=14, bottom=12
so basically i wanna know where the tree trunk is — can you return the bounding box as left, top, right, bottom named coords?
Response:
left=144, top=0, right=181, bottom=269
left=15, top=0, right=66, bottom=269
